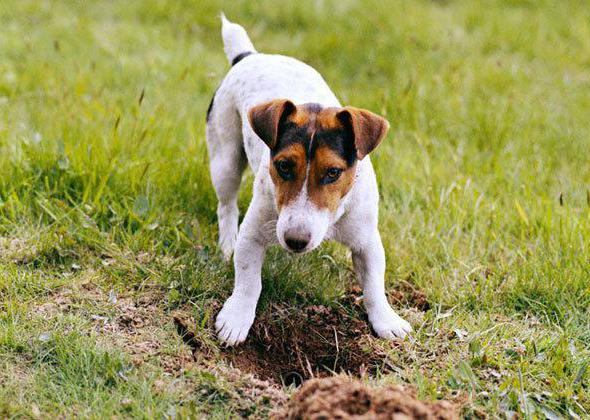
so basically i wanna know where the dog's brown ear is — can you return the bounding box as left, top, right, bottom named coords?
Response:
left=336, top=107, right=390, bottom=160
left=248, top=99, right=296, bottom=149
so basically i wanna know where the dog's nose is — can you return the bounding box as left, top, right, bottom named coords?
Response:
left=284, top=235, right=309, bottom=252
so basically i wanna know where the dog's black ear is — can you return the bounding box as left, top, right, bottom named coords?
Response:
left=336, top=107, right=390, bottom=160
left=248, top=99, right=296, bottom=149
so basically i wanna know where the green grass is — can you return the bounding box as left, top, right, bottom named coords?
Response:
left=1, top=0, right=589, bottom=417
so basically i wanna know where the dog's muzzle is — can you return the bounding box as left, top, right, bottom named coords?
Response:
left=283, top=230, right=311, bottom=253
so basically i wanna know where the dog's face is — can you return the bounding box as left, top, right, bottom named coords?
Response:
left=249, top=100, right=389, bottom=253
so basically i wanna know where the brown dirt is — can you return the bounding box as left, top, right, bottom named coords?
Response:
left=386, top=282, right=430, bottom=312
left=226, top=283, right=431, bottom=385
left=24, top=263, right=452, bottom=418
left=227, top=304, right=394, bottom=385
left=174, top=281, right=432, bottom=386
left=279, top=376, right=458, bottom=420
left=174, top=299, right=401, bottom=386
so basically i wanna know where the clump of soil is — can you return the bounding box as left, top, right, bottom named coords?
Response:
left=223, top=304, right=396, bottom=385
left=280, top=376, right=458, bottom=419
left=387, top=282, right=430, bottom=312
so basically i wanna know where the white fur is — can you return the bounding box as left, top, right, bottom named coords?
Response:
left=275, top=165, right=331, bottom=253
left=207, top=16, right=412, bottom=345
left=220, top=13, right=257, bottom=63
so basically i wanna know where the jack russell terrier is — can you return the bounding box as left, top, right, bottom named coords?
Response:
left=206, top=15, right=412, bottom=345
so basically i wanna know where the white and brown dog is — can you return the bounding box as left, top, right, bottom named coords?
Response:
left=206, top=15, right=412, bottom=345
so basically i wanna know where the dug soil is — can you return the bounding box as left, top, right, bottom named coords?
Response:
left=174, top=285, right=431, bottom=386
left=224, top=303, right=392, bottom=385
left=172, top=289, right=460, bottom=418
left=279, top=376, right=458, bottom=420
left=174, top=300, right=395, bottom=385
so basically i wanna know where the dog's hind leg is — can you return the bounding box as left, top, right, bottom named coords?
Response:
left=206, top=105, right=247, bottom=261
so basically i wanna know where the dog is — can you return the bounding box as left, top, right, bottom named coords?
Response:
left=206, top=15, right=412, bottom=345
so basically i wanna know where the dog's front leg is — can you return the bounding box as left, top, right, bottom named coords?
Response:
left=215, top=232, right=265, bottom=345
left=215, top=195, right=270, bottom=346
left=352, top=230, right=412, bottom=339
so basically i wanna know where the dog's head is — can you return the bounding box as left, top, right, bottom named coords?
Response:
left=248, top=99, right=389, bottom=253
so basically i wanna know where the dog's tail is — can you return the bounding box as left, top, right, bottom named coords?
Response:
left=220, top=13, right=257, bottom=65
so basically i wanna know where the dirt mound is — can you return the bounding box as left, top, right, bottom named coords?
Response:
left=224, top=304, right=396, bottom=385
left=280, top=376, right=458, bottom=419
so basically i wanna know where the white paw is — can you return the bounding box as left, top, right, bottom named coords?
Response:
left=369, top=306, right=412, bottom=339
left=219, top=231, right=237, bottom=262
left=215, top=295, right=255, bottom=346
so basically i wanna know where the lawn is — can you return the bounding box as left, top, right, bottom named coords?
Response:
left=1, top=0, right=589, bottom=418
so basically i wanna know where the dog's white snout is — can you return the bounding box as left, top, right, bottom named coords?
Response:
left=276, top=201, right=331, bottom=254
left=283, top=229, right=311, bottom=253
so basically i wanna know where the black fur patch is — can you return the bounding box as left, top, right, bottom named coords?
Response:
left=271, top=103, right=357, bottom=167
left=207, top=52, right=256, bottom=122
left=271, top=121, right=310, bottom=158
left=231, top=51, right=255, bottom=66
left=312, top=128, right=356, bottom=166
left=206, top=87, right=218, bottom=122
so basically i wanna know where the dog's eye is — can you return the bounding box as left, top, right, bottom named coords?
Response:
left=321, top=167, right=343, bottom=184
left=274, top=160, right=294, bottom=181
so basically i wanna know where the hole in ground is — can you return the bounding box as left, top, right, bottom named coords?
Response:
left=221, top=303, right=397, bottom=384
left=173, top=284, right=426, bottom=385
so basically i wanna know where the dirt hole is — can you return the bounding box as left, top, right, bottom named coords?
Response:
left=174, top=298, right=401, bottom=385
left=226, top=303, right=395, bottom=384
left=173, top=285, right=429, bottom=385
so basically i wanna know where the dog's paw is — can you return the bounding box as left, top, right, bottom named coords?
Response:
left=369, top=306, right=412, bottom=339
left=219, top=232, right=237, bottom=262
left=215, top=296, right=255, bottom=346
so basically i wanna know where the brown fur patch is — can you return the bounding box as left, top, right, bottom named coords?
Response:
left=270, top=143, right=307, bottom=209
left=308, top=147, right=357, bottom=212
left=248, top=99, right=296, bottom=149
left=315, top=108, right=344, bottom=131
left=336, top=107, right=390, bottom=159
left=287, top=107, right=312, bottom=127
left=264, top=102, right=385, bottom=213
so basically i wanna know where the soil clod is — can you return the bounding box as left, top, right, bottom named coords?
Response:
left=388, top=283, right=430, bottom=312
left=280, top=376, right=458, bottom=419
